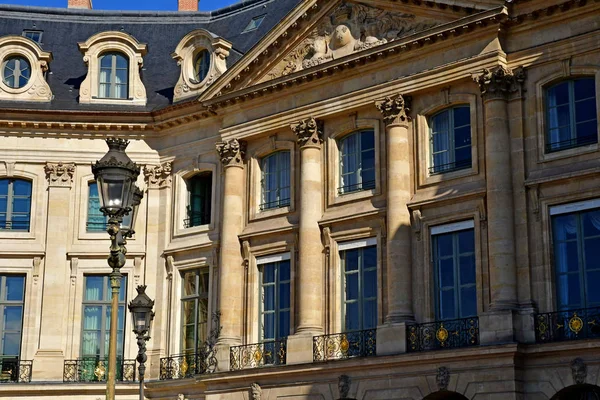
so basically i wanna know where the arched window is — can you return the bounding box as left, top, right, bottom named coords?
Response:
left=193, top=49, right=211, bottom=83
left=98, top=52, right=128, bottom=99
left=545, top=77, right=597, bottom=152
left=260, top=151, right=290, bottom=210
left=1, top=56, right=31, bottom=89
left=429, top=105, right=471, bottom=174
left=338, top=130, right=375, bottom=194
left=0, top=178, right=32, bottom=231
left=185, top=172, right=212, bottom=228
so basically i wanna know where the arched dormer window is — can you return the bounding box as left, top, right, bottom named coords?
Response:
left=0, top=35, right=52, bottom=102
left=172, top=29, right=232, bottom=102
left=98, top=52, right=128, bottom=99
left=78, top=31, right=147, bottom=105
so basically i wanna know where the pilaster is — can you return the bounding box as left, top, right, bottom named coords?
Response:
left=34, top=162, right=75, bottom=380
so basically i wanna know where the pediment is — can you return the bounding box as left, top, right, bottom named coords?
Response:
left=257, top=2, right=444, bottom=84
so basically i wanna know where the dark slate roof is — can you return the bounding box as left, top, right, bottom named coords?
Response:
left=0, top=0, right=302, bottom=112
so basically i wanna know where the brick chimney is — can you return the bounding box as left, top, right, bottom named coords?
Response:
left=68, top=0, right=92, bottom=9
left=178, top=0, right=198, bottom=11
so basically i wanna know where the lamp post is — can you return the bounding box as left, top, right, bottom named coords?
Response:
left=128, top=285, right=155, bottom=400
left=92, top=138, right=142, bottom=400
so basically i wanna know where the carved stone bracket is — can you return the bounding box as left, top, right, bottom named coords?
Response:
left=144, top=162, right=172, bottom=189
left=251, top=382, right=262, bottom=400
left=33, top=257, right=42, bottom=284
left=338, top=374, right=354, bottom=400
left=165, top=255, right=174, bottom=282
left=436, top=366, right=450, bottom=391
left=216, top=139, right=247, bottom=168
left=473, top=65, right=526, bottom=100
left=45, top=162, right=75, bottom=187
left=412, top=209, right=422, bottom=241
left=291, top=117, right=323, bottom=148
left=571, top=358, right=587, bottom=385
left=375, top=94, right=412, bottom=126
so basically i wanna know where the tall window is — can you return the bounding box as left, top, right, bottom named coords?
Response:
left=432, top=223, right=477, bottom=320
left=81, top=275, right=127, bottom=359
left=430, top=106, right=471, bottom=174
left=185, top=173, right=212, bottom=228
left=0, top=179, right=32, bottom=231
left=87, top=182, right=108, bottom=232
left=341, top=243, right=377, bottom=331
left=339, top=130, right=375, bottom=194
left=0, top=275, right=25, bottom=361
left=260, top=151, right=290, bottom=210
left=259, top=259, right=290, bottom=342
left=551, top=205, right=600, bottom=311
left=546, top=78, right=597, bottom=152
left=98, top=52, right=128, bottom=99
left=193, top=50, right=211, bottom=83
left=181, top=269, right=209, bottom=354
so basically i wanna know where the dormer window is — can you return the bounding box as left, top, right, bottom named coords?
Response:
left=99, top=52, right=128, bottom=99
left=22, top=30, right=42, bottom=44
left=172, top=29, right=232, bottom=102
left=242, top=15, right=266, bottom=33
left=2, top=56, right=31, bottom=89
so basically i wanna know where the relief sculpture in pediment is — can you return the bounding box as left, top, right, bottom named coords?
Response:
left=260, top=2, right=440, bottom=82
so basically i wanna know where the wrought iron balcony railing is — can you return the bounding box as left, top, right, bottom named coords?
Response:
left=259, top=198, right=290, bottom=211
left=63, top=358, right=136, bottom=383
left=0, top=220, right=30, bottom=231
left=338, top=180, right=376, bottom=195
left=230, top=339, right=287, bottom=371
left=407, top=317, right=479, bottom=352
left=546, top=134, right=597, bottom=153
left=535, top=307, right=600, bottom=343
left=313, top=329, right=376, bottom=362
left=160, top=349, right=218, bottom=380
left=0, top=358, right=32, bottom=383
left=183, top=210, right=211, bottom=228
left=429, top=159, right=471, bottom=175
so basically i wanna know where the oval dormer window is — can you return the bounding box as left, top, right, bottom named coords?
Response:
left=2, top=56, right=31, bottom=89
left=193, top=49, right=210, bottom=83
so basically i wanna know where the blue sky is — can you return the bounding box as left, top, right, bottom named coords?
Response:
left=0, top=0, right=239, bottom=11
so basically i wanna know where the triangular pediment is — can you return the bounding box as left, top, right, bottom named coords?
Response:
left=200, top=0, right=494, bottom=100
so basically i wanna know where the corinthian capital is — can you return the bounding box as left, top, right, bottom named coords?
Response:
left=144, top=162, right=172, bottom=188
left=375, top=94, right=412, bottom=126
left=216, top=139, right=247, bottom=168
left=291, top=117, right=323, bottom=148
left=473, top=65, right=526, bottom=100
left=45, top=162, right=75, bottom=187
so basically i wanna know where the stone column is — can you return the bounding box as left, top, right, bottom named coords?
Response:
left=376, top=94, right=414, bottom=323
left=285, top=118, right=324, bottom=364
left=142, top=162, right=172, bottom=378
left=34, top=162, right=75, bottom=380
left=374, top=95, right=414, bottom=355
left=292, top=118, right=324, bottom=333
left=474, top=65, right=525, bottom=343
left=215, top=139, right=246, bottom=368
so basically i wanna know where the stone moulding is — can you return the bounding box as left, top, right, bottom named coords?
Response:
left=291, top=117, right=324, bottom=147
left=473, top=65, right=526, bottom=99
left=143, top=162, right=173, bottom=188
left=375, top=94, right=412, bottom=125
left=216, top=139, right=247, bottom=167
left=44, top=162, right=75, bottom=187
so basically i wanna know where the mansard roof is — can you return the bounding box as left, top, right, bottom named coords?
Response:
left=0, top=0, right=302, bottom=112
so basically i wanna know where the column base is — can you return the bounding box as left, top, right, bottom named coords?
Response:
left=514, top=305, right=537, bottom=344
left=376, top=323, right=407, bottom=356
left=286, top=332, right=319, bottom=364
left=479, top=309, right=517, bottom=345
left=33, top=349, right=65, bottom=381
left=214, top=342, right=233, bottom=372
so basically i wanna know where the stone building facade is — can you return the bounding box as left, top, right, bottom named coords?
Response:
left=0, top=0, right=599, bottom=399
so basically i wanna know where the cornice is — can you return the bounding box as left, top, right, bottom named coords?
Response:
left=506, top=0, right=591, bottom=25
left=205, top=6, right=508, bottom=109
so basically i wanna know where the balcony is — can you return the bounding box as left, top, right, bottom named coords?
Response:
left=0, top=358, right=32, bottom=383
left=183, top=209, right=211, bottom=228
left=535, top=307, right=600, bottom=343
left=63, top=358, right=136, bottom=382
left=159, top=351, right=218, bottom=380
left=407, top=317, right=479, bottom=352
left=313, top=329, right=376, bottom=362
left=230, top=339, right=287, bottom=371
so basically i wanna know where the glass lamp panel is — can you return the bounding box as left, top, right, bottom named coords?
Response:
left=133, top=310, right=147, bottom=332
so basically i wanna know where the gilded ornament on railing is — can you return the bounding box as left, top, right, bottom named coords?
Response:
left=436, top=324, right=449, bottom=343
left=340, top=335, right=350, bottom=352
left=407, top=317, right=479, bottom=352
left=569, top=313, right=584, bottom=333
left=313, top=329, right=376, bottom=362
left=230, top=339, right=287, bottom=371
left=534, top=307, right=600, bottom=343
left=94, top=361, right=106, bottom=380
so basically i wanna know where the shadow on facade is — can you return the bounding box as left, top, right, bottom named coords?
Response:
left=551, top=384, right=600, bottom=400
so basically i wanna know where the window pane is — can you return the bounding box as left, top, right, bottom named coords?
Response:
left=278, top=311, right=290, bottom=338
left=458, top=230, right=475, bottom=253
left=583, top=210, right=600, bottom=237
left=100, top=55, right=112, bottom=68
left=440, top=290, right=455, bottom=320
left=115, top=54, right=128, bottom=69
left=363, top=246, right=377, bottom=268
left=584, top=237, right=600, bottom=273
left=343, top=249, right=359, bottom=271
left=2, top=333, right=21, bottom=357
left=0, top=180, right=8, bottom=195
left=5, top=276, right=24, bottom=301
left=279, top=282, right=290, bottom=310
left=363, top=300, right=377, bottom=329
left=263, top=285, right=275, bottom=311
left=363, top=269, right=376, bottom=299
left=85, top=277, right=104, bottom=301
left=182, top=271, right=197, bottom=297
left=575, top=98, right=597, bottom=123
left=436, top=234, right=453, bottom=257
left=115, top=69, right=128, bottom=85
left=576, top=121, right=598, bottom=140
left=574, top=78, right=596, bottom=100
left=263, top=313, right=275, bottom=340
left=455, top=147, right=471, bottom=164
left=432, top=132, right=449, bottom=153
left=459, top=255, right=476, bottom=285
left=460, top=286, right=477, bottom=318
left=11, top=198, right=30, bottom=214
left=587, top=271, right=600, bottom=305
left=439, top=258, right=454, bottom=287
left=553, top=214, right=578, bottom=241
left=344, top=302, right=359, bottom=331
left=279, top=261, right=290, bottom=281
left=12, top=180, right=31, bottom=196
left=182, top=300, right=196, bottom=325
left=345, top=273, right=359, bottom=301
left=263, top=264, right=275, bottom=283
left=3, top=306, right=22, bottom=331
left=454, top=126, right=471, bottom=147
left=547, top=82, right=570, bottom=107
left=453, top=106, right=470, bottom=127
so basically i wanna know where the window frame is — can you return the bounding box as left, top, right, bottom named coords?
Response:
left=193, top=49, right=211, bottom=84
left=98, top=51, right=129, bottom=100
left=242, top=14, right=266, bottom=34
left=22, top=31, right=43, bottom=44
left=1, top=56, right=31, bottom=90
left=258, top=259, right=291, bottom=342
left=80, top=275, right=127, bottom=360
left=337, top=129, right=376, bottom=195
left=86, top=181, right=108, bottom=233
left=0, top=275, right=25, bottom=360
left=185, top=172, right=213, bottom=229
left=260, top=151, right=291, bottom=211
left=544, top=77, right=598, bottom=153
left=431, top=221, right=477, bottom=320
left=180, top=268, right=210, bottom=354
left=0, top=178, right=32, bottom=232
left=428, top=105, right=472, bottom=175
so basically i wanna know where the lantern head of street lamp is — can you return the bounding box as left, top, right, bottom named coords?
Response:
left=128, top=285, right=155, bottom=336
left=92, top=138, right=141, bottom=219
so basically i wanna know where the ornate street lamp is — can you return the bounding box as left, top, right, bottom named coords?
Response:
left=128, top=285, right=154, bottom=400
left=92, top=138, right=142, bottom=400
